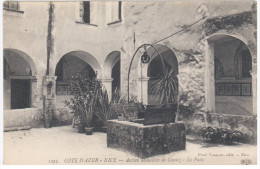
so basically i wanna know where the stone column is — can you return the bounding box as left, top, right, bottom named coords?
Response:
left=205, top=40, right=215, bottom=113
left=43, top=76, right=57, bottom=128
left=30, top=77, right=37, bottom=108
left=100, top=78, right=113, bottom=100
left=251, top=66, right=257, bottom=116
left=138, top=76, right=150, bottom=104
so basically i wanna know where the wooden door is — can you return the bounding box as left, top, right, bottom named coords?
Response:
left=11, top=79, right=30, bottom=109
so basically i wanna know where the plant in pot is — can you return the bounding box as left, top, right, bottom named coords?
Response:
left=98, top=87, right=142, bottom=122
left=110, top=87, right=126, bottom=118
left=109, top=87, right=126, bottom=121
left=65, top=72, right=101, bottom=135
left=94, top=86, right=118, bottom=133
left=145, top=65, right=178, bottom=125
left=121, top=95, right=140, bottom=121
left=107, top=88, right=138, bottom=122
left=112, top=94, right=141, bottom=121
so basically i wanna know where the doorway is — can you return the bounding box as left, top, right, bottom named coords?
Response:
left=11, top=79, right=30, bottom=109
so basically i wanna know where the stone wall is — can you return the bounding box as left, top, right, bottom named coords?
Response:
left=4, top=108, right=73, bottom=130
left=107, top=120, right=186, bottom=158
left=4, top=108, right=45, bottom=129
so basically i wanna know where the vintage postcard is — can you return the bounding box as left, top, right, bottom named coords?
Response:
left=2, top=0, right=258, bottom=165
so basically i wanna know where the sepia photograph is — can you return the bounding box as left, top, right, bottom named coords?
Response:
left=1, top=0, right=258, bottom=165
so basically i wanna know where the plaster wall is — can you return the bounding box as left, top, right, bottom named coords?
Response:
left=4, top=108, right=44, bottom=128
left=3, top=2, right=50, bottom=109
left=215, top=96, right=252, bottom=115
left=50, top=2, right=124, bottom=79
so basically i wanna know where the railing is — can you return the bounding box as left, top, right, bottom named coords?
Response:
left=56, top=82, right=71, bottom=95
left=215, top=82, right=252, bottom=96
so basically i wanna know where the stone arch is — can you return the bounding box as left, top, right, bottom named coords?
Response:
left=103, top=51, right=121, bottom=98
left=3, top=48, right=37, bottom=110
left=54, top=50, right=102, bottom=78
left=103, top=51, right=120, bottom=78
left=139, top=44, right=178, bottom=78
left=206, top=33, right=254, bottom=57
left=54, top=51, right=102, bottom=108
left=205, top=33, right=254, bottom=115
left=137, top=44, right=178, bottom=104
left=4, top=48, right=37, bottom=76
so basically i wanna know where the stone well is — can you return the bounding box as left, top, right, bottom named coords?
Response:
left=107, top=120, right=186, bottom=158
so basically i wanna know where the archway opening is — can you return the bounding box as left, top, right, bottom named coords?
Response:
left=146, top=46, right=178, bottom=105
left=3, top=49, right=36, bottom=110
left=55, top=54, right=95, bottom=108
left=209, top=35, right=253, bottom=115
left=112, top=59, right=120, bottom=93
left=103, top=51, right=121, bottom=97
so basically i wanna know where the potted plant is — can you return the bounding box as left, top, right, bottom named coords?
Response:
left=113, top=94, right=140, bottom=121
left=65, top=72, right=101, bottom=135
left=122, top=96, right=141, bottom=121
left=107, top=87, right=139, bottom=122
left=109, top=87, right=126, bottom=121
left=145, top=66, right=178, bottom=125
left=94, top=86, right=118, bottom=132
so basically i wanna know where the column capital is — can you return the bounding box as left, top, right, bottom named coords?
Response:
left=250, top=71, right=257, bottom=77
left=138, top=76, right=150, bottom=81
left=99, top=78, right=114, bottom=83
left=43, top=75, right=57, bottom=81
left=31, top=76, right=37, bottom=82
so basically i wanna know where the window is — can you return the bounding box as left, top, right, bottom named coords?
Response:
left=119, top=1, right=122, bottom=20
left=241, top=49, right=252, bottom=78
left=107, top=1, right=122, bottom=24
left=3, top=1, right=19, bottom=11
left=76, top=1, right=98, bottom=26
left=83, top=1, right=90, bottom=23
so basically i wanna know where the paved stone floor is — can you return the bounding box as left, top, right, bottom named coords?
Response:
left=3, top=126, right=257, bottom=165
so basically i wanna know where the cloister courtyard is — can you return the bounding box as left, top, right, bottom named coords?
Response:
left=2, top=1, right=258, bottom=166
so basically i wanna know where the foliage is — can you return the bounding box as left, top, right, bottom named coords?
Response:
left=149, top=66, right=178, bottom=104
left=94, top=86, right=145, bottom=126
left=178, top=104, right=196, bottom=120
left=110, top=87, right=126, bottom=104
left=94, top=87, right=117, bottom=127
left=64, top=72, right=101, bottom=127
left=199, top=126, right=246, bottom=144
left=233, top=125, right=255, bottom=143
left=111, top=87, right=139, bottom=104
left=186, top=118, right=206, bottom=135
left=204, top=11, right=253, bottom=36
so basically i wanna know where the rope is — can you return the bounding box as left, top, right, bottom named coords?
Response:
left=152, top=17, right=205, bottom=45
